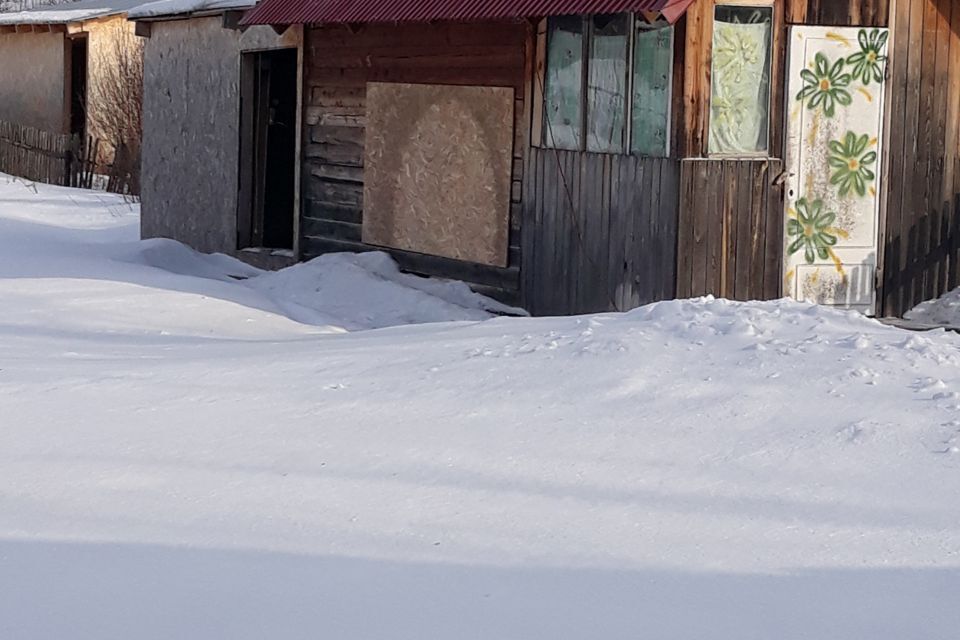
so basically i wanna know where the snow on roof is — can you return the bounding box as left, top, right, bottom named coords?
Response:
left=126, top=0, right=255, bottom=20
left=0, top=0, right=251, bottom=24
left=0, top=0, right=150, bottom=24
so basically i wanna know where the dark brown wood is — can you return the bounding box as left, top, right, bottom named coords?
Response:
left=676, top=158, right=784, bottom=302
left=786, top=0, right=890, bottom=26
left=882, top=0, right=960, bottom=317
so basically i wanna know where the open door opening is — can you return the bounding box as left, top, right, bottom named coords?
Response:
left=238, top=48, right=298, bottom=251
left=69, top=37, right=88, bottom=138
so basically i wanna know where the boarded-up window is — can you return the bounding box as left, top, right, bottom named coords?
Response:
left=363, top=83, right=514, bottom=268
left=544, top=16, right=584, bottom=151
left=708, top=5, right=773, bottom=155
left=541, top=14, right=673, bottom=157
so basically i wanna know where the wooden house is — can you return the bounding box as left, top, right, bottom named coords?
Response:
left=0, top=0, right=146, bottom=156
left=144, top=0, right=956, bottom=317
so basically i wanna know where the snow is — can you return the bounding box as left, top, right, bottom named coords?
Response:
left=1, top=173, right=959, bottom=639
left=0, top=0, right=150, bottom=23
left=907, top=286, right=960, bottom=328
left=0, top=0, right=250, bottom=22
left=126, top=0, right=255, bottom=20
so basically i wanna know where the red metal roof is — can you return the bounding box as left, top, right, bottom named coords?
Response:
left=242, top=0, right=697, bottom=26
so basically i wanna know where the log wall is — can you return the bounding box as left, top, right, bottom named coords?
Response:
left=300, top=21, right=529, bottom=304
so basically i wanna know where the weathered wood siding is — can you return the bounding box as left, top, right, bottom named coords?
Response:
left=882, top=0, right=960, bottom=316
left=676, top=159, right=784, bottom=301
left=301, top=21, right=529, bottom=304
left=785, top=0, right=891, bottom=26
left=523, top=150, right=680, bottom=315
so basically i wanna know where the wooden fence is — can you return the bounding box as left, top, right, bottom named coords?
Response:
left=0, top=120, right=138, bottom=196
left=882, top=194, right=960, bottom=316
left=677, top=159, right=784, bottom=302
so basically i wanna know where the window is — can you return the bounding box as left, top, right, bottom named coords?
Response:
left=708, top=5, right=773, bottom=155
left=542, top=14, right=674, bottom=157
left=543, top=16, right=584, bottom=150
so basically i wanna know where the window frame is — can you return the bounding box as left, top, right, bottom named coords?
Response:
left=707, top=0, right=777, bottom=159
left=536, top=13, right=676, bottom=158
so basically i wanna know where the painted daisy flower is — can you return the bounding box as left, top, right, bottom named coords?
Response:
left=828, top=131, right=877, bottom=197
left=787, top=198, right=839, bottom=264
left=796, top=53, right=852, bottom=117
left=846, top=28, right=889, bottom=86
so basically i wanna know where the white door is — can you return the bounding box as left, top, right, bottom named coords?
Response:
left=784, top=26, right=889, bottom=314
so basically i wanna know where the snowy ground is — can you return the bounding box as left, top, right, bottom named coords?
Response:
left=908, top=286, right=960, bottom=328
left=1, top=175, right=959, bottom=639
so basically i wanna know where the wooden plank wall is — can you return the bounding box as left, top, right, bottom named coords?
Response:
left=300, top=21, right=529, bottom=305
left=882, top=0, right=960, bottom=316
left=676, top=159, right=784, bottom=301
left=785, top=0, right=890, bottom=26
left=522, top=149, right=680, bottom=315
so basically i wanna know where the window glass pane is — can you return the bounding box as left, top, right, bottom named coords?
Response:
left=587, top=13, right=629, bottom=153
left=632, top=24, right=673, bottom=156
left=543, top=16, right=584, bottom=150
left=709, top=6, right=773, bottom=155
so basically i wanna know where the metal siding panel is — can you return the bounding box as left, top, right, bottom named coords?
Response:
left=242, top=0, right=690, bottom=26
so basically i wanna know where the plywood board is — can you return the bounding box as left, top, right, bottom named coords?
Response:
left=363, top=82, right=514, bottom=267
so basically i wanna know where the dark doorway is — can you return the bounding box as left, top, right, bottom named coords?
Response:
left=238, top=48, right=298, bottom=251
left=69, top=37, right=88, bottom=137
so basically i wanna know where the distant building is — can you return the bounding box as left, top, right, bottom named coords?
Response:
left=0, top=0, right=144, bottom=157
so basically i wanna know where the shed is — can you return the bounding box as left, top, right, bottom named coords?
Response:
left=0, top=0, right=147, bottom=155
left=131, top=0, right=303, bottom=267
left=157, top=0, right=955, bottom=317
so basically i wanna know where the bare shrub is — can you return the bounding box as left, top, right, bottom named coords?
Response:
left=88, top=26, right=143, bottom=193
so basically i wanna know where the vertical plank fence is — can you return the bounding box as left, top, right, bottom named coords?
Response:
left=883, top=194, right=960, bottom=314
left=0, top=120, right=137, bottom=196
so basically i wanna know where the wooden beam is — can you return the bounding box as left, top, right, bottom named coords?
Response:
left=134, top=20, right=152, bottom=38
left=221, top=10, right=244, bottom=30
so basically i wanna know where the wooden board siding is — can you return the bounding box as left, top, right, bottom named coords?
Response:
left=522, top=149, right=680, bottom=315
left=300, top=20, right=529, bottom=305
left=676, top=159, right=784, bottom=301
left=882, top=0, right=960, bottom=316
left=785, top=0, right=890, bottom=26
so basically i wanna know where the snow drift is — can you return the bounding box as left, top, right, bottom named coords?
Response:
left=907, top=286, right=960, bottom=328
